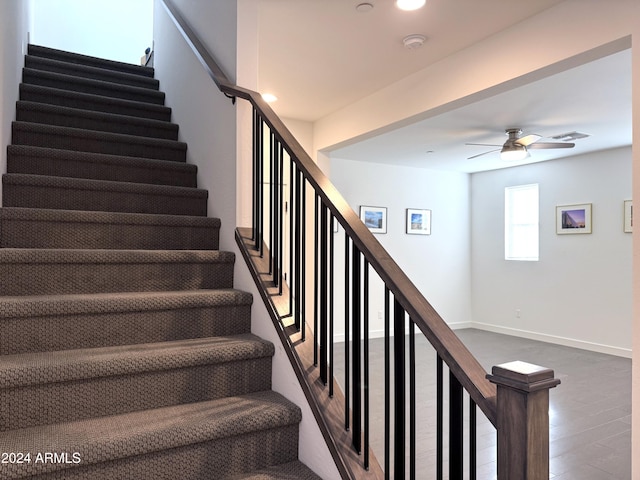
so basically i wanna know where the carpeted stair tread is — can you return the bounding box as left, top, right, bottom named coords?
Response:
left=0, top=248, right=235, bottom=296
left=11, top=122, right=187, bottom=162
left=25, top=55, right=160, bottom=90
left=28, top=44, right=155, bottom=78
left=20, top=84, right=172, bottom=121
left=0, top=391, right=302, bottom=479
left=228, top=461, right=322, bottom=480
left=23, top=68, right=165, bottom=105
left=3, top=173, right=206, bottom=216
left=0, top=289, right=252, bottom=319
left=0, top=289, right=253, bottom=355
left=7, top=145, right=196, bottom=187
left=0, top=335, right=275, bottom=430
left=0, top=207, right=220, bottom=249
left=0, top=334, right=274, bottom=389
left=16, top=101, right=179, bottom=141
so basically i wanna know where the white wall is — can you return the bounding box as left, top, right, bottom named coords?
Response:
left=631, top=22, right=640, bottom=480
left=471, top=148, right=632, bottom=356
left=31, top=0, right=153, bottom=65
left=154, top=2, right=340, bottom=477
left=330, top=158, right=471, bottom=338
left=1, top=0, right=31, bottom=204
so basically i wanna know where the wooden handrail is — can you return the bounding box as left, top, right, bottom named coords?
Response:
left=159, top=0, right=497, bottom=425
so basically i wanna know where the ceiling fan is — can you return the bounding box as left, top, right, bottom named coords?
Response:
left=466, top=128, right=575, bottom=161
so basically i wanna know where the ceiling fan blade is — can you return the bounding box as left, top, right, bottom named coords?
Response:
left=467, top=148, right=501, bottom=160
left=528, top=142, right=575, bottom=149
left=465, top=143, right=502, bottom=147
left=515, top=134, right=542, bottom=146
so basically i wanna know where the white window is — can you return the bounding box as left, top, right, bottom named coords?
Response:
left=505, top=184, right=539, bottom=261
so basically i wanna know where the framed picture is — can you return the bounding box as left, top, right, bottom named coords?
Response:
left=360, top=206, right=387, bottom=234
left=556, top=203, right=592, bottom=234
left=624, top=200, right=633, bottom=233
left=406, top=208, right=431, bottom=235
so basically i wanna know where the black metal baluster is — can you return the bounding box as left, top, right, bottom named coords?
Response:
left=329, top=215, right=335, bottom=397
left=252, top=108, right=257, bottom=242
left=300, top=176, right=306, bottom=341
left=288, top=155, right=294, bottom=315
left=363, top=260, right=370, bottom=470
left=384, top=288, right=390, bottom=480
left=352, top=245, right=362, bottom=454
left=268, top=130, right=275, bottom=273
left=313, top=194, right=319, bottom=366
left=470, top=398, right=477, bottom=480
left=450, top=371, right=464, bottom=480
left=393, top=299, right=405, bottom=479
left=319, top=202, right=328, bottom=384
left=294, top=169, right=302, bottom=331
left=409, top=319, right=416, bottom=480
left=277, top=142, right=285, bottom=295
left=257, top=117, right=264, bottom=255
left=273, top=137, right=281, bottom=288
left=437, top=355, right=443, bottom=480
left=344, top=235, right=350, bottom=430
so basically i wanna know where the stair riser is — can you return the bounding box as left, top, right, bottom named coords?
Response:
left=23, top=426, right=299, bottom=480
left=3, top=183, right=207, bottom=216
left=0, top=218, right=219, bottom=250
left=20, top=84, right=172, bottom=122
left=16, top=103, right=179, bottom=141
left=23, top=69, right=165, bottom=106
left=0, top=262, right=234, bottom=296
left=25, top=56, right=160, bottom=90
left=1, top=358, right=273, bottom=431
left=28, top=44, right=155, bottom=78
left=12, top=124, right=187, bottom=162
left=7, top=146, right=196, bottom=187
left=0, top=304, right=252, bottom=355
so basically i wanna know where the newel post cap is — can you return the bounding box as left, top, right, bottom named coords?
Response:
left=487, top=361, right=561, bottom=393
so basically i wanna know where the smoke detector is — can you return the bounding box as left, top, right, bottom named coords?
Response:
left=403, top=34, right=426, bottom=49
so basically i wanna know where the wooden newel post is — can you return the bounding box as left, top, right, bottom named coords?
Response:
left=487, top=361, right=560, bottom=480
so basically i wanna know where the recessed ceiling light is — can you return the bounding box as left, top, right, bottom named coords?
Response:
left=355, top=2, right=374, bottom=13
left=396, top=0, right=426, bottom=11
left=262, top=93, right=278, bottom=103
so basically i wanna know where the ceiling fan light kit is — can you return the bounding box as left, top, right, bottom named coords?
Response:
left=467, top=127, right=576, bottom=161
left=501, top=143, right=529, bottom=161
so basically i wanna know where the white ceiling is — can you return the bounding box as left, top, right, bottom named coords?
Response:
left=257, top=0, right=632, bottom=173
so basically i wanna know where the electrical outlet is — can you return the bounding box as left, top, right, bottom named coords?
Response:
left=515, top=309, right=521, bottom=318
left=378, top=310, right=383, bottom=320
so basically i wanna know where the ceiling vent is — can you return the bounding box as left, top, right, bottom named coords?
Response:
left=549, top=131, right=591, bottom=142
left=355, top=3, right=374, bottom=13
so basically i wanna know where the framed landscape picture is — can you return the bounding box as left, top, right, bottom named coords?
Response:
left=360, top=206, right=387, bottom=234
left=556, top=203, right=592, bottom=234
left=406, top=208, right=431, bottom=235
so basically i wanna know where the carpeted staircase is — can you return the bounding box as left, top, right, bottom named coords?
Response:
left=0, top=45, right=321, bottom=480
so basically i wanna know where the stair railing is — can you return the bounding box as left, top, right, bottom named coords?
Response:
left=160, top=1, right=560, bottom=478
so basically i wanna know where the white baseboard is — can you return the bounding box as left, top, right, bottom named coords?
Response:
left=332, top=322, right=631, bottom=358
left=449, top=321, right=473, bottom=330
left=471, top=322, right=632, bottom=359
left=333, top=321, right=472, bottom=344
